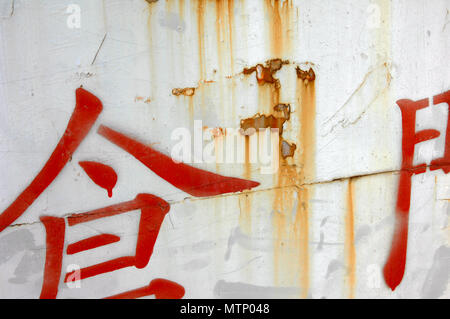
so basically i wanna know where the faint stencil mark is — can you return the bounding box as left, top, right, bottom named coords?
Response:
left=317, top=232, right=325, bottom=251
left=0, top=0, right=14, bottom=19
left=326, top=259, right=346, bottom=278
left=214, top=280, right=300, bottom=299
left=225, top=227, right=271, bottom=260
left=317, top=216, right=329, bottom=251
left=421, top=245, right=450, bottom=299
left=355, top=225, right=372, bottom=244
left=192, top=240, right=215, bottom=253
left=158, top=10, right=186, bottom=33
left=182, top=258, right=210, bottom=271
left=0, top=229, right=44, bottom=284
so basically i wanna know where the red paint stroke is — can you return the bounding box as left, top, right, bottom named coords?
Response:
left=104, top=278, right=185, bottom=299
left=67, top=193, right=169, bottom=226
left=66, top=234, right=120, bottom=255
left=97, top=125, right=260, bottom=197
left=64, top=194, right=170, bottom=282
left=430, top=90, right=450, bottom=172
left=0, top=88, right=102, bottom=232
left=40, top=216, right=65, bottom=299
left=384, top=91, right=450, bottom=290
left=79, top=161, right=117, bottom=197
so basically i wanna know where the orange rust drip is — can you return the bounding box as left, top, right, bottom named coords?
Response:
left=264, top=0, right=282, bottom=57
left=239, top=193, right=252, bottom=235
left=297, top=71, right=316, bottom=183
left=179, top=0, right=185, bottom=19
left=188, top=96, right=194, bottom=124
left=197, top=0, right=206, bottom=81
left=227, top=0, right=235, bottom=73
left=272, top=0, right=282, bottom=57
left=239, top=136, right=252, bottom=234
left=265, top=0, right=293, bottom=58
left=216, top=0, right=225, bottom=76
left=272, top=67, right=317, bottom=297
left=346, top=179, right=356, bottom=298
left=296, top=187, right=310, bottom=298
left=215, top=0, right=235, bottom=77
left=244, top=135, right=251, bottom=179
left=272, top=169, right=309, bottom=298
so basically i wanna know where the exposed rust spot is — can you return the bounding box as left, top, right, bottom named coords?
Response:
left=239, top=103, right=291, bottom=135
left=243, top=59, right=289, bottom=88
left=172, top=87, right=196, bottom=96
left=211, top=127, right=224, bottom=137
left=296, top=66, right=316, bottom=83
left=135, top=96, right=151, bottom=103
left=281, top=140, right=296, bottom=159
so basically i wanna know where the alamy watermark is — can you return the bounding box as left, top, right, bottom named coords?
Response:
left=170, top=120, right=280, bottom=174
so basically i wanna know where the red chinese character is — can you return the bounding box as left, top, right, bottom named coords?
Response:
left=384, top=90, right=450, bottom=290
left=0, top=88, right=102, bottom=232
left=0, top=87, right=259, bottom=298
left=40, top=193, right=184, bottom=299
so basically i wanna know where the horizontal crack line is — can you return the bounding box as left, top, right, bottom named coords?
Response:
left=4, top=167, right=404, bottom=230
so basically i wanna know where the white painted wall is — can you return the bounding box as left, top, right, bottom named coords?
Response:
left=0, top=0, right=448, bottom=298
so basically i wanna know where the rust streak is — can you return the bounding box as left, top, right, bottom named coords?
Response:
left=346, top=178, right=356, bottom=298
left=296, top=187, right=310, bottom=298
left=197, top=0, right=206, bottom=81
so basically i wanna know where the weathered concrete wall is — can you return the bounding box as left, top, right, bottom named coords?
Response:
left=0, top=0, right=448, bottom=298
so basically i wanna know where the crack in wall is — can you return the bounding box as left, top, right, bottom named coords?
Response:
left=4, top=166, right=404, bottom=230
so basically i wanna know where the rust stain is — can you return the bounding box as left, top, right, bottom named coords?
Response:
left=277, top=65, right=316, bottom=297
left=243, top=59, right=288, bottom=114
left=188, top=96, right=194, bottom=123
left=265, top=0, right=294, bottom=57
left=240, top=103, right=291, bottom=135
left=281, top=140, right=296, bottom=159
left=296, top=187, right=310, bottom=298
left=239, top=192, right=252, bottom=235
left=172, top=87, right=196, bottom=96
left=297, top=66, right=316, bottom=183
left=179, top=0, right=184, bottom=18
left=243, top=59, right=288, bottom=87
left=216, top=0, right=225, bottom=76
left=197, top=0, right=206, bottom=81
left=227, top=0, right=235, bottom=74
left=135, top=96, right=151, bottom=103
left=296, top=67, right=316, bottom=84
left=346, top=178, right=356, bottom=298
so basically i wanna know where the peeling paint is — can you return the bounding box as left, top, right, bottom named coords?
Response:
left=172, top=87, right=196, bottom=96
